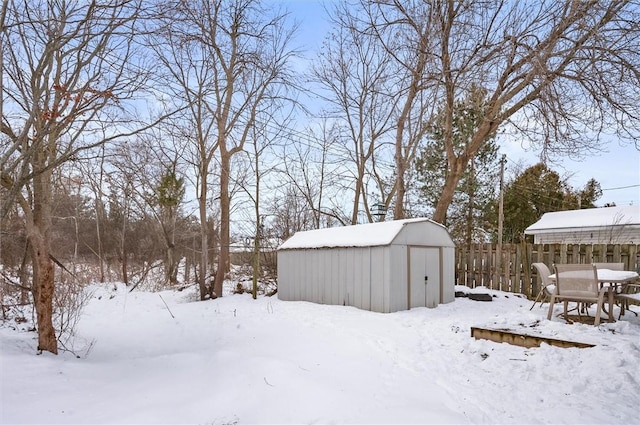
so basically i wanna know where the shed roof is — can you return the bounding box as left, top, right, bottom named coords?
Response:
left=278, top=218, right=447, bottom=250
left=524, top=205, right=640, bottom=234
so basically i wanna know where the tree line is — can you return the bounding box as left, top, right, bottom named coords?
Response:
left=1, top=0, right=638, bottom=354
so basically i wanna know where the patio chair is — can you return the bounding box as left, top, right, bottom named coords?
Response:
left=615, top=282, right=640, bottom=319
left=530, top=263, right=556, bottom=310
left=547, top=264, right=606, bottom=325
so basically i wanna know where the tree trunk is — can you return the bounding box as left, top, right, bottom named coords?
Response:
left=121, top=253, right=128, bottom=286
left=166, top=245, right=178, bottom=285
left=198, top=168, right=209, bottom=300
left=252, top=151, right=260, bottom=300
left=433, top=157, right=466, bottom=224
left=434, top=118, right=497, bottom=224
left=120, top=187, right=129, bottom=285
left=19, top=241, right=30, bottom=304
left=31, top=236, right=57, bottom=354
left=168, top=210, right=178, bottom=285
left=213, top=152, right=231, bottom=298
left=351, top=161, right=365, bottom=224
left=28, top=170, right=57, bottom=354
left=95, top=201, right=105, bottom=282
left=466, top=162, right=475, bottom=245
left=95, top=148, right=107, bottom=282
left=161, top=218, right=179, bottom=286
left=393, top=156, right=406, bottom=220
left=184, top=253, right=191, bottom=284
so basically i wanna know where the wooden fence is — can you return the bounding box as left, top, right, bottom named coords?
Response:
left=455, top=243, right=640, bottom=299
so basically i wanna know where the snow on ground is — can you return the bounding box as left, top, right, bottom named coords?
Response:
left=1, top=283, right=640, bottom=424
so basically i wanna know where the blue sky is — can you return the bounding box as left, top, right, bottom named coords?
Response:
left=279, top=0, right=640, bottom=207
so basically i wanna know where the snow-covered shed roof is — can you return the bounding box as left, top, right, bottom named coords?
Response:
left=525, top=205, right=640, bottom=234
left=278, top=218, right=450, bottom=250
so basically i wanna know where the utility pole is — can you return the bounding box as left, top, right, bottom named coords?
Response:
left=498, top=154, right=505, bottom=246
left=496, top=154, right=506, bottom=289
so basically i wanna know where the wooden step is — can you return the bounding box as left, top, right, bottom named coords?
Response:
left=470, top=326, right=595, bottom=349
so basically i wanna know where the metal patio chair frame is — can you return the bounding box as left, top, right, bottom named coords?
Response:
left=547, top=264, right=606, bottom=326
left=530, top=263, right=555, bottom=310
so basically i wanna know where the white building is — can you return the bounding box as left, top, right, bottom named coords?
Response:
left=524, top=205, right=640, bottom=244
left=277, top=218, right=456, bottom=313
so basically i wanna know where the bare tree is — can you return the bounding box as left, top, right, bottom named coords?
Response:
left=147, top=9, right=219, bottom=299
left=110, top=135, right=186, bottom=287
left=274, top=119, right=351, bottom=227
left=151, top=0, right=298, bottom=298
left=313, top=4, right=397, bottom=223
left=0, top=1, right=152, bottom=354
left=236, top=123, right=273, bottom=299
left=364, top=0, right=639, bottom=223
left=347, top=1, right=441, bottom=220
left=77, top=147, right=108, bottom=283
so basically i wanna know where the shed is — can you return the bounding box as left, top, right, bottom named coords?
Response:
left=277, top=218, right=456, bottom=313
left=524, top=205, right=640, bottom=244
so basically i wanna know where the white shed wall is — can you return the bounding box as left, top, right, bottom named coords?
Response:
left=441, top=246, right=455, bottom=303
left=277, top=219, right=456, bottom=313
left=388, top=244, right=409, bottom=312
left=278, top=246, right=391, bottom=310
left=276, top=251, right=289, bottom=300
left=393, top=224, right=455, bottom=247
left=370, top=246, right=388, bottom=312
left=355, top=248, right=371, bottom=310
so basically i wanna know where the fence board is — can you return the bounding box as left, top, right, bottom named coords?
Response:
left=456, top=243, right=640, bottom=298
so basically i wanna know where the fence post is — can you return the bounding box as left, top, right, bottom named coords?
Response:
left=521, top=240, right=530, bottom=298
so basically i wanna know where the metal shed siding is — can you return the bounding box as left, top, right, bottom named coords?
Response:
left=393, top=224, right=455, bottom=248
left=338, top=249, right=349, bottom=306
left=370, top=246, right=387, bottom=313
left=383, top=246, right=392, bottom=313
left=388, top=244, right=409, bottom=312
left=277, top=219, right=455, bottom=312
left=344, top=249, right=355, bottom=306
left=441, top=246, right=455, bottom=303
left=278, top=249, right=291, bottom=300
left=299, top=250, right=308, bottom=301
left=318, top=252, right=327, bottom=303
left=358, top=248, right=371, bottom=310
left=295, top=250, right=305, bottom=301
left=276, top=252, right=288, bottom=300
left=307, top=252, right=316, bottom=302
left=330, top=249, right=339, bottom=305
left=279, top=249, right=301, bottom=301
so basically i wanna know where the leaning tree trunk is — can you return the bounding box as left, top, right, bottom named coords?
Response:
left=433, top=158, right=465, bottom=224
left=433, top=120, right=498, bottom=224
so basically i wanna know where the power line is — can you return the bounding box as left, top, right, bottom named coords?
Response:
left=601, top=184, right=640, bottom=191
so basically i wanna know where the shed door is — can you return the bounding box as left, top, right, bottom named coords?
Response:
left=409, top=247, right=440, bottom=309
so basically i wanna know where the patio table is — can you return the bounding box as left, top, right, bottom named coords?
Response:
left=548, top=269, right=639, bottom=322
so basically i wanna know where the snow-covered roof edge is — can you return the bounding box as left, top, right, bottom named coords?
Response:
left=524, top=205, right=640, bottom=234
left=278, top=218, right=446, bottom=250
